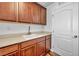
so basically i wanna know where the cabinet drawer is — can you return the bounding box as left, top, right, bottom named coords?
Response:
left=46, top=35, right=51, bottom=39
left=21, top=39, right=36, bottom=49
left=36, top=37, right=45, bottom=42
left=0, top=44, right=18, bottom=56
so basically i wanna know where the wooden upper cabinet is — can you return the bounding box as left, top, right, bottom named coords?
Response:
left=0, top=2, right=46, bottom=25
left=29, top=3, right=40, bottom=24
left=18, top=2, right=32, bottom=23
left=18, top=2, right=46, bottom=25
left=40, top=7, right=46, bottom=25
left=0, top=2, right=17, bottom=21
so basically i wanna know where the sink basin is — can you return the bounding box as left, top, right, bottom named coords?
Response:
left=22, top=33, right=46, bottom=40
left=22, top=34, right=38, bottom=39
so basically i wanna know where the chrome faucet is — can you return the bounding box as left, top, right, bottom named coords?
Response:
left=27, top=26, right=31, bottom=34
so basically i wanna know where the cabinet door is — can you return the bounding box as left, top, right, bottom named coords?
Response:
left=46, top=39, right=51, bottom=53
left=0, top=44, right=18, bottom=56
left=0, top=2, right=17, bottom=21
left=40, top=7, right=46, bottom=25
left=6, top=51, right=19, bottom=56
left=18, top=2, right=32, bottom=23
left=29, top=3, right=40, bottom=24
left=36, top=40, right=45, bottom=56
left=21, top=44, right=36, bottom=56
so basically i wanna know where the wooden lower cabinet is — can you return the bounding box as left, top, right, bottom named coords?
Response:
left=0, top=34, right=51, bottom=56
left=21, top=44, right=36, bottom=56
left=46, top=35, right=51, bottom=53
left=6, top=51, right=19, bottom=56
left=36, top=40, right=46, bottom=56
left=46, top=39, right=51, bottom=53
left=0, top=44, right=19, bottom=56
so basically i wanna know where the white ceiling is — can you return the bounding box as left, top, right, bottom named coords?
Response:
left=37, top=2, right=54, bottom=7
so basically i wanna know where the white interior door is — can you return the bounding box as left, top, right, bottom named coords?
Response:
left=53, top=3, right=78, bottom=56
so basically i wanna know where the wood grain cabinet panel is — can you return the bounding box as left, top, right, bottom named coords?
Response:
left=18, top=2, right=32, bottom=23
left=40, top=7, right=46, bottom=25
left=36, top=40, right=46, bottom=56
left=20, top=39, right=37, bottom=56
left=0, top=2, right=17, bottom=21
left=46, top=35, right=51, bottom=39
left=20, top=39, right=36, bottom=49
left=46, top=39, right=51, bottom=53
left=29, top=3, right=40, bottom=24
left=29, top=3, right=46, bottom=25
left=0, top=44, right=19, bottom=56
left=36, top=36, right=45, bottom=42
left=46, top=35, right=51, bottom=53
left=6, top=51, right=19, bottom=56
left=21, top=44, right=36, bottom=56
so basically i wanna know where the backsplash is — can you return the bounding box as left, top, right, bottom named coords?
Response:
left=0, top=22, right=45, bottom=35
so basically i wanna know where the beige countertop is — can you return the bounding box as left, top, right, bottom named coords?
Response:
left=0, top=32, right=52, bottom=48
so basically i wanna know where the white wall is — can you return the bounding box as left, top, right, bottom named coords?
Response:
left=46, top=3, right=57, bottom=51
left=0, top=18, right=52, bottom=35
left=0, top=22, right=45, bottom=35
left=44, top=7, right=52, bottom=32
left=44, top=3, right=56, bottom=32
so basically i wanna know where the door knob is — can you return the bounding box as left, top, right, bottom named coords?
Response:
left=74, top=35, right=78, bottom=38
